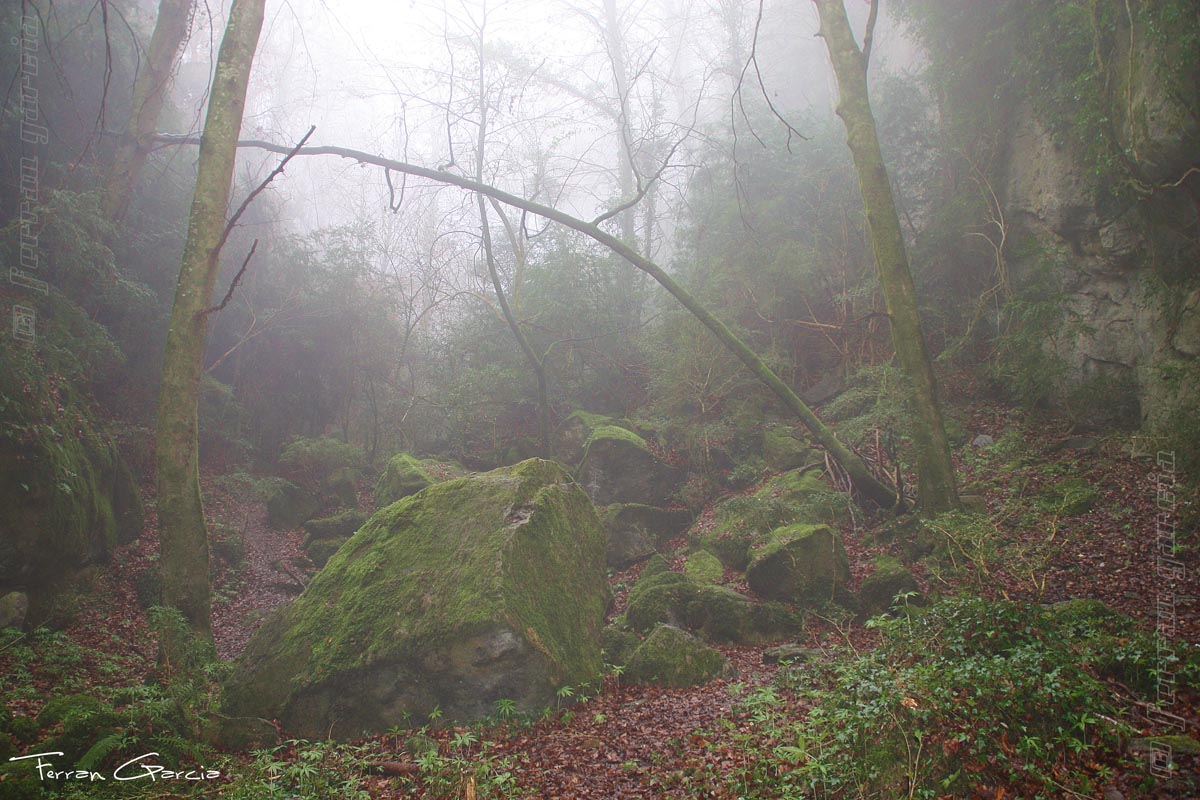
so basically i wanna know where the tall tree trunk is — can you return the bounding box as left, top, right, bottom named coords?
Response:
left=156, top=0, right=266, bottom=646
left=813, top=0, right=959, bottom=513
left=104, top=0, right=195, bottom=222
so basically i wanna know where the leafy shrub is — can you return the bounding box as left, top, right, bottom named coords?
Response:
left=723, top=597, right=1163, bottom=799
left=278, top=436, right=364, bottom=487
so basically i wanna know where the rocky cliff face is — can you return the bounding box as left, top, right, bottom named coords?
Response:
left=996, top=17, right=1199, bottom=435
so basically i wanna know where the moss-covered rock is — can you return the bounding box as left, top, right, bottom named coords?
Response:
left=304, top=538, right=345, bottom=569
left=321, top=467, right=359, bottom=508
left=223, top=459, right=608, bottom=738
left=685, top=585, right=801, bottom=645
left=858, top=555, right=921, bottom=614
left=763, top=425, right=814, bottom=471
left=625, top=625, right=732, bottom=688
left=302, top=509, right=368, bottom=547
left=684, top=550, right=724, bottom=585
left=599, top=504, right=692, bottom=568
left=639, top=553, right=673, bottom=580
left=0, top=346, right=143, bottom=606
left=601, top=623, right=642, bottom=668
left=265, top=480, right=319, bottom=529
left=577, top=425, right=682, bottom=506
left=0, top=592, right=29, bottom=630
left=373, top=453, right=433, bottom=507
left=746, top=524, right=850, bottom=603
left=694, top=468, right=841, bottom=570
left=625, top=569, right=699, bottom=632
left=553, top=410, right=615, bottom=466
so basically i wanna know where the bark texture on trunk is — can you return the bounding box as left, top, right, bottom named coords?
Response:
left=814, top=0, right=959, bottom=513
left=156, top=0, right=266, bottom=643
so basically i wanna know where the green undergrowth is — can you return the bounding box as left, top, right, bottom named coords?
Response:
left=712, top=596, right=1197, bottom=799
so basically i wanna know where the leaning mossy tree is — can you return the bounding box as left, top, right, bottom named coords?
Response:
left=813, top=0, right=959, bottom=513
left=156, top=0, right=266, bottom=649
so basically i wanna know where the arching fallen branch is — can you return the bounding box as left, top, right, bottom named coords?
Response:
left=153, top=133, right=899, bottom=510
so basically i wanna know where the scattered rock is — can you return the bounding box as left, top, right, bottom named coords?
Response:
left=576, top=426, right=682, bottom=506
left=746, top=523, right=850, bottom=603
left=971, top=434, right=995, bottom=447
left=762, top=644, right=823, bottom=664
left=265, top=480, right=319, bottom=529
left=625, top=625, right=734, bottom=688
left=0, top=591, right=29, bottom=630
left=223, top=459, right=608, bottom=738
left=321, top=467, right=359, bottom=507
left=685, top=585, right=800, bottom=645
left=858, top=556, right=921, bottom=614
left=683, top=550, right=724, bottom=585
left=626, top=569, right=698, bottom=632
left=763, top=425, right=814, bottom=471
left=302, top=509, right=368, bottom=547
left=599, top=504, right=691, bottom=568
left=372, top=453, right=432, bottom=507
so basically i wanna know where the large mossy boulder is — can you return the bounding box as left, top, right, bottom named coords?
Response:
left=600, top=503, right=692, bottom=568
left=625, top=625, right=732, bottom=688
left=553, top=410, right=616, bottom=466
left=576, top=425, right=682, bottom=507
left=0, top=347, right=143, bottom=609
left=373, top=453, right=433, bottom=507
left=746, top=523, right=850, bottom=603
left=223, top=459, right=608, bottom=738
left=265, top=480, right=319, bottom=529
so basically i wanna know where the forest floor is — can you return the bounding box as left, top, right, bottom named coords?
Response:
left=3, top=391, right=1199, bottom=799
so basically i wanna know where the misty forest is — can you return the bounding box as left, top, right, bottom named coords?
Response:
left=2, top=0, right=1200, bottom=798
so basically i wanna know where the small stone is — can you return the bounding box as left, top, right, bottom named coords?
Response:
left=971, top=434, right=995, bottom=448
left=762, top=644, right=822, bottom=664
left=0, top=592, right=29, bottom=630
left=1102, top=787, right=1123, bottom=800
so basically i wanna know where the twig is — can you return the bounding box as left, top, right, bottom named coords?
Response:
left=199, top=240, right=256, bottom=318
left=196, top=125, right=315, bottom=318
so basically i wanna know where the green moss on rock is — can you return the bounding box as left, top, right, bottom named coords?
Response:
left=747, top=524, right=850, bottom=603
left=600, top=504, right=692, bottom=567
left=763, top=425, right=813, bottom=471
left=223, top=459, right=608, bottom=738
left=576, top=426, right=682, bottom=507
left=685, top=585, right=801, bottom=645
left=684, top=550, right=724, bottom=585
left=373, top=453, right=433, bottom=507
left=265, top=480, right=319, bottom=529
left=302, top=509, right=368, bottom=547
left=601, top=623, right=642, bottom=668
left=625, top=625, right=732, bottom=688
left=858, top=555, right=921, bottom=614
left=693, top=467, right=839, bottom=570
left=625, top=570, right=699, bottom=632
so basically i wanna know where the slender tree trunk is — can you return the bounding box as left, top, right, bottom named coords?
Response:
left=104, top=0, right=195, bottom=222
left=156, top=0, right=266, bottom=646
left=813, top=0, right=958, bottom=512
